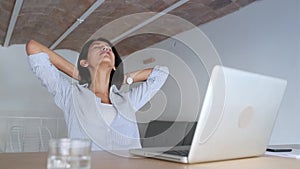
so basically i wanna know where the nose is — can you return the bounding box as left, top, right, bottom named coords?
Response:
left=102, top=46, right=111, bottom=52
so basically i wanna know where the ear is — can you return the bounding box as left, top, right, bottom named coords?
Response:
left=80, top=60, right=88, bottom=67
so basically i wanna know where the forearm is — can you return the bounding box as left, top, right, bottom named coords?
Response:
left=26, top=40, right=79, bottom=80
left=127, top=66, right=169, bottom=110
left=124, top=68, right=153, bottom=84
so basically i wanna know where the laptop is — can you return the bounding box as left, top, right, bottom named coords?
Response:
left=130, top=65, right=287, bottom=163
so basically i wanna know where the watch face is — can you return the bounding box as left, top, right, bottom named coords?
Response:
left=127, top=77, right=133, bottom=84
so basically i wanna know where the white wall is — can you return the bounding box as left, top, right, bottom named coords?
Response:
left=0, top=45, right=76, bottom=151
left=0, top=45, right=78, bottom=117
left=199, top=0, right=300, bottom=144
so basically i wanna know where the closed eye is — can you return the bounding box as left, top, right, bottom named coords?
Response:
left=92, top=45, right=111, bottom=51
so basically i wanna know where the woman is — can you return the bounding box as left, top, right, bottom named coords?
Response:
left=26, top=38, right=169, bottom=151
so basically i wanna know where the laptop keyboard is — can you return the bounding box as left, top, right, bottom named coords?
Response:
left=164, top=150, right=189, bottom=156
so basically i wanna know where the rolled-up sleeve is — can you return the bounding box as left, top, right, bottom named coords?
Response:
left=129, top=65, right=169, bottom=111
left=28, top=52, right=72, bottom=118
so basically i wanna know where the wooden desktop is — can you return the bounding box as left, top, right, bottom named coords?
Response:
left=0, top=149, right=299, bottom=169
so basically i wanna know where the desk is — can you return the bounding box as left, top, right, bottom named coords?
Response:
left=0, top=151, right=299, bottom=169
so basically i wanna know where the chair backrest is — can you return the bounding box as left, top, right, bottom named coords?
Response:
left=6, top=125, right=53, bottom=152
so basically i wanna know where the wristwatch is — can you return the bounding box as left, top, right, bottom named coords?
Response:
left=126, top=74, right=133, bottom=85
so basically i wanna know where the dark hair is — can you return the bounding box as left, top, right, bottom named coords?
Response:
left=77, top=38, right=124, bottom=89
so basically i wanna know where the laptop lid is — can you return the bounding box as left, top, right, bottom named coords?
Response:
left=188, top=65, right=287, bottom=163
left=130, top=65, right=287, bottom=164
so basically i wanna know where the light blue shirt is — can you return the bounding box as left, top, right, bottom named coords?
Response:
left=28, top=52, right=169, bottom=151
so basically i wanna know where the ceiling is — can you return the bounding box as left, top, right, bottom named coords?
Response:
left=0, top=0, right=256, bottom=56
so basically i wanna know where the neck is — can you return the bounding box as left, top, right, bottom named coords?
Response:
left=89, top=67, right=112, bottom=104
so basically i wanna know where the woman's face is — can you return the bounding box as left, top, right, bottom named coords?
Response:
left=85, top=40, right=115, bottom=70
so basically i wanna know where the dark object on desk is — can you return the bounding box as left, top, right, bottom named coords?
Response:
left=266, top=148, right=292, bottom=152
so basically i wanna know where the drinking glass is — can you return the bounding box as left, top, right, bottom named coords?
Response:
left=47, top=138, right=91, bottom=169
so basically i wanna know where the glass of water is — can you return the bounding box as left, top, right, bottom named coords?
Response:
left=47, top=138, right=91, bottom=169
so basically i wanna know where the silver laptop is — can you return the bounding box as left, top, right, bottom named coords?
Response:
left=130, top=65, right=287, bottom=163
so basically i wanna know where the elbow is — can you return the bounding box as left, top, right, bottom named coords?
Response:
left=26, top=39, right=41, bottom=56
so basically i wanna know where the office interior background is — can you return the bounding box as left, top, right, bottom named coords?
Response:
left=0, top=0, right=299, bottom=152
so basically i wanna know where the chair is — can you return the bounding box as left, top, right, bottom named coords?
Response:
left=6, top=125, right=53, bottom=152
